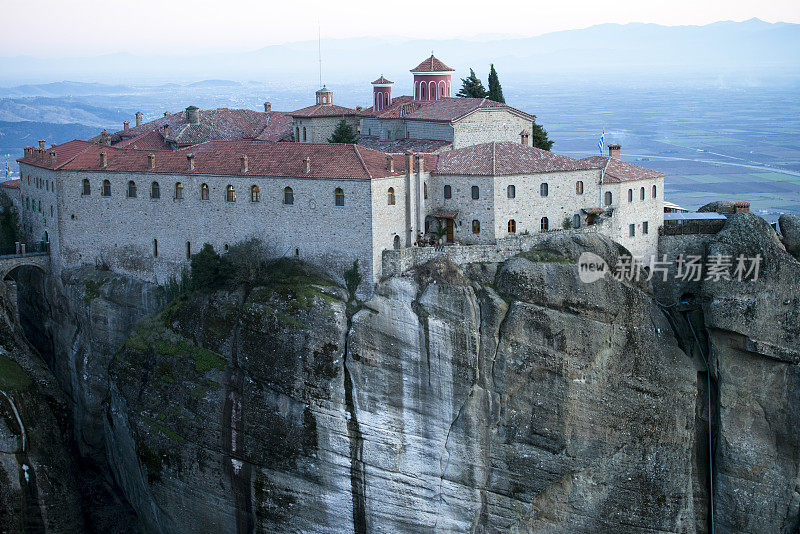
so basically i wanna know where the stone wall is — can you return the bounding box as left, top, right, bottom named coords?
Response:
left=370, top=175, right=407, bottom=286
left=44, top=168, right=379, bottom=296
left=406, top=120, right=454, bottom=142
left=452, top=109, right=533, bottom=149
left=294, top=116, right=359, bottom=144
left=605, top=177, right=664, bottom=259
left=18, top=163, right=60, bottom=260
left=381, top=227, right=600, bottom=277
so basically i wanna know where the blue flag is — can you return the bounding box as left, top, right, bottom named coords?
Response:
left=597, top=129, right=605, bottom=155
left=4, top=160, right=9, bottom=180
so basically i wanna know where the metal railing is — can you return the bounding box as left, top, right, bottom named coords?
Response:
left=0, top=241, right=49, bottom=257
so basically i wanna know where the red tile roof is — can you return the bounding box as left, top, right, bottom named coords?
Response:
left=580, top=156, right=665, bottom=182
left=0, top=179, right=20, bottom=189
left=17, top=140, right=95, bottom=170
left=403, top=97, right=535, bottom=123
left=360, top=96, right=423, bottom=118
left=114, top=129, right=168, bottom=151
left=410, top=55, right=455, bottom=72
left=433, top=141, right=600, bottom=175
left=372, top=76, right=393, bottom=84
left=19, top=139, right=426, bottom=180
left=290, top=104, right=359, bottom=118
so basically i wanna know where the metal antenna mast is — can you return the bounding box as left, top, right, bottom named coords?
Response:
left=318, top=22, right=323, bottom=88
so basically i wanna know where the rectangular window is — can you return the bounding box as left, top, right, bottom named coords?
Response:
left=629, top=224, right=636, bottom=237
left=472, top=220, right=480, bottom=234
left=642, top=221, right=649, bottom=235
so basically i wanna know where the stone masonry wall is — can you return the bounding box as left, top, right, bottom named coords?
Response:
left=294, top=116, right=359, bottom=144
left=18, top=163, right=60, bottom=257
left=427, top=173, right=496, bottom=244
left=406, top=120, right=454, bottom=142
left=605, top=177, right=664, bottom=260
left=50, top=169, right=378, bottom=296
left=452, top=109, right=533, bottom=149
left=370, top=175, right=407, bottom=284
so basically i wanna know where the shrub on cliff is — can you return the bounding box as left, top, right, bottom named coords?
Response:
left=190, top=243, right=232, bottom=291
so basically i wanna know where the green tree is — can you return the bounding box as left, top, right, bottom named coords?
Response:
left=531, top=121, right=554, bottom=151
left=487, top=64, right=505, bottom=103
left=0, top=208, right=19, bottom=248
left=328, top=119, right=358, bottom=143
left=456, top=69, right=488, bottom=98
left=343, top=260, right=361, bottom=300
left=190, top=243, right=232, bottom=291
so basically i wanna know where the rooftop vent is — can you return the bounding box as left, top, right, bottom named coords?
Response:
left=187, top=154, right=196, bottom=171
left=264, top=102, right=271, bottom=113
left=608, top=143, right=621, bottom=160
left=100, top=152, right=108, bottom=168
left=186, top=106, right=200, bottom=125
left=123, top=121, right=130, bottom=131
left=135, top=111, right=143, bottom=126
left=386, top=155, right=394, bottom=172
left=49, top=150, right=57, bottom=166
left=38, top=139, right=46, bottom=149
left=147, top=153, right=156, bottom=170
left=240, top=155, right=249, bottom=173
left=303, top=156, right=311, bottom=173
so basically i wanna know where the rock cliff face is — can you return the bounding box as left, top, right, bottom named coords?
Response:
left=8, top=214, right=800, bottom=533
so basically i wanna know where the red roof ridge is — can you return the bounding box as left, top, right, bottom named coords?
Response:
left=353, top=145, right=372, bottom=180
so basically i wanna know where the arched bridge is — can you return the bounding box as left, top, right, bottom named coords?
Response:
left=0, top=243, right=50, bottom=279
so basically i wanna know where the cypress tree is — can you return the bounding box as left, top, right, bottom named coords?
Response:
left=487, top=64, right=505, bottom=103
left=328, top=119, right=359, bottom=143
left=531, top=120, right=554, bottom=151
left=456, top=69, right=488, bottom=98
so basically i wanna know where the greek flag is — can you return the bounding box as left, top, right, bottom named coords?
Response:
left=4, top=160, right=9, bottom=180
left=597, top=129, right=605, bottom=155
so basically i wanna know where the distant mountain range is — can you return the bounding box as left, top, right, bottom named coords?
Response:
left=1, top=18, right=798, bottom=86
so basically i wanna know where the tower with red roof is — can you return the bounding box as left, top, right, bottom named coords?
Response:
left=411, top=54, right=455, bottom=102
left=372, top=76, right=393, bottom=112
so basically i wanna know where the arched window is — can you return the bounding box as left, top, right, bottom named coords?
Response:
left=226, top=184, right=235, bottom=202
left=101, top=179, right=111, bottom=197
left=127, top=180, right=137, bottom=198
left=424, top=182, right=428, bottom=199
left=628, top=188, right=633, bottom=202
left=393, top=235, right=400, bottom=249
left=640, top=187, right=645, bottom=201
left=472, top=220, right=480, bottom=234
left=541, top=217, right=549, bottom=232
left=508, top=219, right=516, bottom=233
left=421, top=83, right=427, bottom=99
left=201, top=183, right=209, bottom=200
left=652, top=184, right=657, bottom=198
left=82, top=179, right=90, bottom=196
left=573, top=214, right=581, bottom=228
left=175, top=182, right=184, bottom=199
left=507, top=184, right=515, bottom=199
left=283, top=187, right=294, bottom=205
left=429, top=82, right=435, bottom=101
left=302, top=127, right=307, bottom=142
left=334, top=187, right=344, bottom=206
left=440, top=82, right=445, bottom=97
left=251, top=185, right=260, bottom=202
left=387, top=187, right=395, bottom=205
left=151, top=181, right=160, bottom=198
left=444, top=185, right=452, bottom=199
left=604, top=191, right=613, bottom=206
left=540, top=183, right=549, bottom=197
left=576, top=181, right=584, bottom=194
left=471, top=186, right=479, bottom=200
left=295, top=127, right=300, bottom=142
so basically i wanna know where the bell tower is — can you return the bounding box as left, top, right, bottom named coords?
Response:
left=411, top=53, right=455, bottom=102
left=372, top=76, right=393, bottom=112
left=316, top=86, right=333, bottom=106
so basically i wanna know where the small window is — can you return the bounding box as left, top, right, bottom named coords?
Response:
left=226, top=185, right=235, bottom=202
left=101, top=180, right=111, bottom=197
left=541, top=217, right=549, bottom=232
left=472, top=220, right=480, bottom=234
left=153, top=238, right=158, bottom=257
left=250, top=185, right=260, bottom=202
left=175, top=182, right=184, bottom=200
left=576, top=181, right=584, bottom=194
left=127, top=180, right=137, bottom=198
left=302, top=127, right=307, bottom=142
left=507, top=185, right=515, bottom=199
left=335, top=187, right=344, bottom=206
left=50, top=205, right=54, bottom=217
left=444, top=185, right=451, bottom=199
left=508, top=219, right=516, bottom=233
left=573, top=214, right=581, bottom=228
left=629, top=223, right=636, bottom=237
left=151, top=181, right=160, bottom=199
left=540, top=183, right=548, bottom=197
left=643, top=221, right=649, bottom=235
left=387, top=187, right=395, bottom=205
left=38, top=200, right=41, bottom=212
left=628, top=188, right=633, bottom=202
left=640, top=187, right=645, bottom=201
left=295, top=127, right=300, bottom=141
left=82, top=179, right=90, bottom=196
left=604, top=191, right=613, bottom=206
left=424, top=182, right=427, bottom=200
left=186, top=241, right=191, bottom=259
left=471, top=186, right=479, bottom=200
left=201, top=183, right=209, bottom=200
left=284, top=187, right=294, bottom=205
left=652, top=185, right=657, bottom=199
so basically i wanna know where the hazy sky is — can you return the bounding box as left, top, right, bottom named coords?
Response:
left=2, top=0, right=799, bottom=56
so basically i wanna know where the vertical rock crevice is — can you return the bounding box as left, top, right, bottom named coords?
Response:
left=342, top=309, right=367, bottom=534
